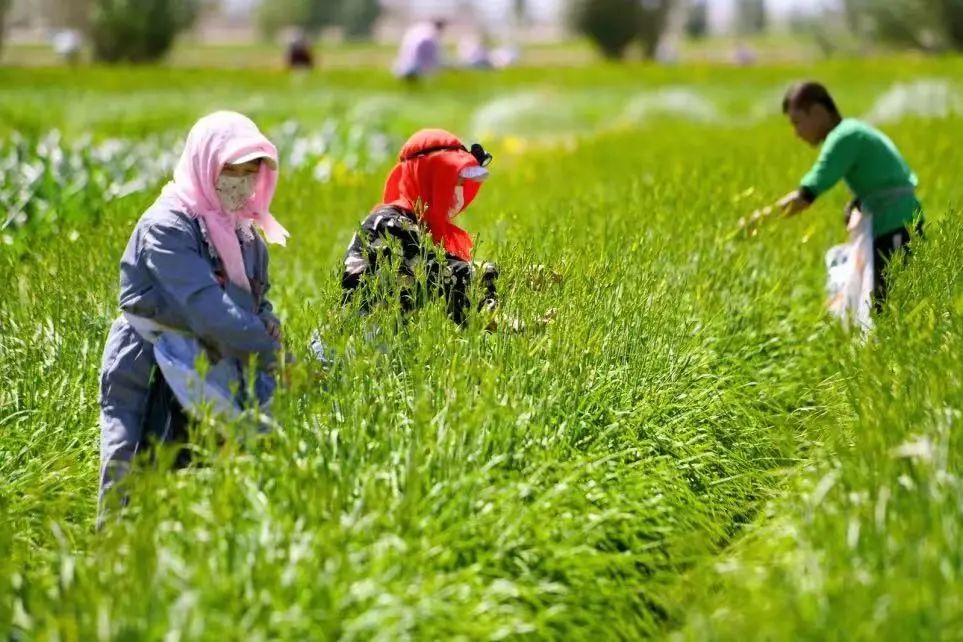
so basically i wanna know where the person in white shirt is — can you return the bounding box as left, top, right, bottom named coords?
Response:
left=393, top=19, right=447, bottom=81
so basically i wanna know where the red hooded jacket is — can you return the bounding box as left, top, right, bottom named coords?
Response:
left=382, top=128, right=485, bottom=261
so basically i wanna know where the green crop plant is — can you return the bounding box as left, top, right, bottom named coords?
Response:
left=1, top=59, right=961, bottom=640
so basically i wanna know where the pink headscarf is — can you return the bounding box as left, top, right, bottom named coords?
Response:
left=161, top=111, right=288, bottom=291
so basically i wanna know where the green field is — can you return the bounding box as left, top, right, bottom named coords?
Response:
left=2, top=59, right=963, bottom=640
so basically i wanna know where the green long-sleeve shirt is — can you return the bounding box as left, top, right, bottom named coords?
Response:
left=799, top=118, right=922, bottom=237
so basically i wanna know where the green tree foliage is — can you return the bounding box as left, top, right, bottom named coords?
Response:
left=843, top=0, right=936, bottom=49
left=637, top=0, right=673, bottom=58
left=258, top=0, right=382, bottom=40
left=572, top=0, right=640, bottom=58
left=0, top=0, right=10, bottom=52
left=934, top=0, right=963, bottom=46
left=571, top=0, right=640, bottom=59
left=685, top=0, right=709, bottom=39
left=340, top=0, right=381, bottom=39
left=514, top=0, right=529, bottom=25
left=571, top=0, right=673, bottom=59
left=258, top=0, right=309, bottom=39
left=843, top=0, right=963, bottom=50
left=735, top=0, right=767, bottom=35
left=42, top=0, right=94, bottom=29
left=90, top=0, right=199, bottom=63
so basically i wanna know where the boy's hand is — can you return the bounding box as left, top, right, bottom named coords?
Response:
left=777, top=190, right=810, bottom=217
left=738, top=190, right=811, bottom=239
left=738, top=205, right=773, bottom=237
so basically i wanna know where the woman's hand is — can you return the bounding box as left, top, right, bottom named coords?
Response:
left=263, top=317, right=282, bottom=341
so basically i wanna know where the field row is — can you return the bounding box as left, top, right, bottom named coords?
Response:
left=2, top=63, right=963, bottom=639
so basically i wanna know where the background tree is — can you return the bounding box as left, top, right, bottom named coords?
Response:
left=637, top=0, right=673, bottom=59
left=90, top=0, right=199, bottom=63
left=340, top=0, right=381, bottom=39
left=734, top=0, right=767, bottom=36
left=684, top=0, right=709, bottom=40
left=841, top=0, right=944, bottom=51
left=0, top=0, right=10, bottom=53
left=258, top=0, right=382, bottom=40
left=932, top=0, right=963, bottom=47
left=571, top=0, right=674, bottom=59
left=513, top=0, right=529, bottom=25
left=570, top=0, right=642, bottom=59
left=258, top=0, right=306, bottom=39
left=52, top=0, right=93, bottom=28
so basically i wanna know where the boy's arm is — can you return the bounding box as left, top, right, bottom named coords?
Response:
left=797, top=129, right=860, bottom=206
left=774, top=129, right=861, bottom=219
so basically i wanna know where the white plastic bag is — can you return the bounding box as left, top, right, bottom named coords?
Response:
left=825, top=211, right=874, bottom=331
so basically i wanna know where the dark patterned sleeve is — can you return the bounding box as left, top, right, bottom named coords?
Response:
left=253, top=237, right=280, bottom=329
left=341, top=208, right=423, bottom=310
left=341, top=207, right=498, bottom=324
left=439, top=257, right=499, bottom=326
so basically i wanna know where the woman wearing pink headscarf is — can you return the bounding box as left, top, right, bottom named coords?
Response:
left=98, top=111, right=287, bottom=508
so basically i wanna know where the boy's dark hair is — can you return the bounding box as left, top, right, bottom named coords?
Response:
left=782, top=82, right=839, bottom=115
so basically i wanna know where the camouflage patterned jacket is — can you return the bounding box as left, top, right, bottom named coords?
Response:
left=341, top=205, right=497, bottom=325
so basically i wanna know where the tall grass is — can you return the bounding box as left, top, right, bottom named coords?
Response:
left=1, top=61, right=962, bottom=639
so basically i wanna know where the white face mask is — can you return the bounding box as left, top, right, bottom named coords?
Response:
left=449, top=185, right=465, bottom=220
left=215, top=173, right=257, bottom=212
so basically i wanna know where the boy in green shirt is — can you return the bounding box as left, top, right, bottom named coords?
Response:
left=756, top=81, right=924, bottom=308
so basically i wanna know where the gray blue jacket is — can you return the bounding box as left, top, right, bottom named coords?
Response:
left=99, top=196, right=280, bottom=502
left=117, top=198, right=279, bottom=365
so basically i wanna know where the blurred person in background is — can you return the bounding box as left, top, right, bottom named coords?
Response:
left=286, top=29, right=315, bottom=70
left=393, top=19, right=447, bottom=81
left=457, top=31, right=494, bottom=69
left=98, top=112, right=287, bottom=514
left=490, top=43, right=521, bottom=69
left=52, top=29, right=83, bottom=65
left=749, top=81, right=924, bottom=310
left=732, top=42, right=758, bottom=66
left=457, top=30, right=521, bottom=70
left=339, top=128, right=499, bottom=327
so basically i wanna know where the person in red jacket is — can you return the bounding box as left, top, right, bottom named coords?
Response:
left=340, top=128, right=497, bottom=326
